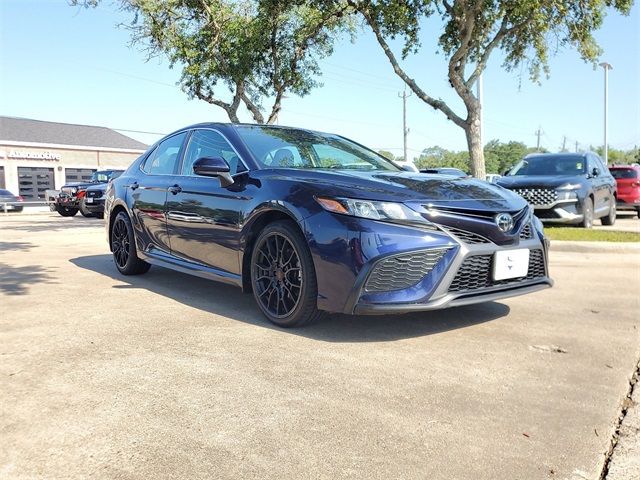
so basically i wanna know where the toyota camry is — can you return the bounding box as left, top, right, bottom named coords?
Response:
left=105, top=124, right=552, bottom=327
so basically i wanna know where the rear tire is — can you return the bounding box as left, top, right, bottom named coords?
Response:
left=110, top=211, right=151, bottom=275
left=250, top=220, right=324, bottom=328
left=580, top=197, right=594, bottom=228
left=57, top=206, right=78, bottom=217
left=601, top=198, right=616, bottom=226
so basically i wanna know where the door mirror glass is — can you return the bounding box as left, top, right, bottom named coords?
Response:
left=193, top=156, right=234, bottom=187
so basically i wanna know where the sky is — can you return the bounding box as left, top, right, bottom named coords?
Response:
left=1, top=0, right=639, bottom=159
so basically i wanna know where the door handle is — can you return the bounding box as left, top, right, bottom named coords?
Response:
left=130, top=181, right=139, bottom=191
left=168, top=184, right=182, bottom=195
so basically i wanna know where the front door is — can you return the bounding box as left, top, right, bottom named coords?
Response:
left=129, top=131, right=187, bottom=255
left=165, top=128, right=252, bottom=276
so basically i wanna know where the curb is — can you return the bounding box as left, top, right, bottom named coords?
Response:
left=551, top=240, right=640, bottom=254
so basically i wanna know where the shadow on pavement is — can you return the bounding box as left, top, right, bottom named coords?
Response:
left=0, top=241, right=36, bottom=252
left=0, top=263, right=57, bottom=295
left=3, top=218, right=103, bottom=234
left=71, top=254, right=510, bottom=343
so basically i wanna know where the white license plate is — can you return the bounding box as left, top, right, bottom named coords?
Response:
left=493, top=249, right=530, bottom=280
left=86, top=198, right=94, bottom=204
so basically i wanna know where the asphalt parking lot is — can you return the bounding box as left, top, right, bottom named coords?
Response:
left=1, top=214, right=639, bottom=480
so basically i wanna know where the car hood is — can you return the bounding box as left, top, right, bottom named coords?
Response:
left=497, top=175, right=585, bottom=189
left=272, top=169, right=527, bottom=212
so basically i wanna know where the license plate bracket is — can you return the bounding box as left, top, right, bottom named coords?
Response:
left=493, top=249, right=530, bottom=280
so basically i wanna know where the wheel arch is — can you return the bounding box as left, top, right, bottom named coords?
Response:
left=108, top=201, right=131, bottom=252
left=240, top=206, right=306, bottom=293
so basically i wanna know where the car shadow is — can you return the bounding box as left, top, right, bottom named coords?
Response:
left=0, top=241, right=35, bottom=252
left=70, top=254, right=511, bottom=343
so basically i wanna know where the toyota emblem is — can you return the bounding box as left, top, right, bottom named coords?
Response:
left=495, top=213, right=514, bottom=233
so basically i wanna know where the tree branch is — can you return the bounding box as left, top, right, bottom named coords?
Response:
left=353, top=2, right=466, bottom=129
left=242, top=92, right=265, bottom=124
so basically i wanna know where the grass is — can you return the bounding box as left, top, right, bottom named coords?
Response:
left=544, top=227, right=640, bottom=243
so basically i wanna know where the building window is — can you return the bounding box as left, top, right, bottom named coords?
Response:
left=65, top=168, right=97, bottom=183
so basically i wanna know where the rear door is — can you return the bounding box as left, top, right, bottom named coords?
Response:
left=129, top=131, right=187, bottom=255
left=165, top=128, right=252, bottom=275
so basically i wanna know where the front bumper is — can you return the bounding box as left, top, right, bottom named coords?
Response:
left=304, top=211, right=552, bottom=315
left=56, top=194, right=79, bottom=208
left=84, top=198, right=105, bottom=213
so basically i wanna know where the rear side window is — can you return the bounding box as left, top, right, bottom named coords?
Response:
left=142, top=132, right=187, bottom=175
left=610, top=168, right=638, bottom=179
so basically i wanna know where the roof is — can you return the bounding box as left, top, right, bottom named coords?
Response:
left=0, top=116, right=148, bottom=150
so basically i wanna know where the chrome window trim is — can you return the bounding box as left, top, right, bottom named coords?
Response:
left=175, top=127, right=250, bottom=178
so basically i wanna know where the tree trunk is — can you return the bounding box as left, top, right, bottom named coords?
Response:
left=465, top=107, right=485, bottom=179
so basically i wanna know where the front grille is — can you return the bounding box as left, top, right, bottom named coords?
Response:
left=535, top=209, right=560, bottom=219
left=365, top=248, right=451, bottom=292
left=512, top=188, right=558, bottom=206
left=86, top=189, right=103, bottom=199
left=519, top=223, right=533, bottom=240
left=443, top=226, right=491, bottom=244
left=448, top=249, right=546, bottom=293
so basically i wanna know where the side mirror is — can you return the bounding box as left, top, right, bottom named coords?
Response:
left=502, top=169, right=511, bottom=176
left=591, top=167, right=600, bottom=177
left=193, top=156, right=234, bottom=187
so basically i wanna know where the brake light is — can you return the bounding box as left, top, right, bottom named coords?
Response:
left=632, top=181, right=640, bottom=188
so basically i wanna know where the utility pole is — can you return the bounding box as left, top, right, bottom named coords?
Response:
left=535, top=127, right=543, bottom=150
left=599, top=62, right=613, bottom=164
left=575, top=141, right=579, bottom=153
left=398, top=88, right=412, bottom=162
left=561, top=136, right=567, bottom=152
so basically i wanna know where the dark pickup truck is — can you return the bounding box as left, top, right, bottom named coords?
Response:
left=55, top=170, right=123, bottom=217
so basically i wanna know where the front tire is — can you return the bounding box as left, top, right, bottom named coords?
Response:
left=110, top=211, right=151, bottom=275
left=580, top=197, right=594, bottom=228
left=250, top=220, right=324, bottom=327
left=56, top=206, right=78, bottom=217
left=79, top=200, right=94, bottom=217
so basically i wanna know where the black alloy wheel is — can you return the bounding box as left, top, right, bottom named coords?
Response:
left=600, top=198, right=616, bottom=226
left=110, top=211, right=151, bottom=275
left=250, top=221, right=323, bottom=327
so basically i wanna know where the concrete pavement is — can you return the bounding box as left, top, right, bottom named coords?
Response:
left=1, top=213, right=639, bottom=480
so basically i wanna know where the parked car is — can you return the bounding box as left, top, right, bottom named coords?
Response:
left=83, top=182, right=116, bottom=219
left=0, top=189, right=24, bottom=212
left=105, top=123, right=552, bottom=327
left=420, top=167, right=468, bottom=178
left=485, top=173, right=502, bottom=183
left=496, top=152, right=616, bottom=228
left=55, top=170, right=123, bottom=217
left=609, top=165, right=640, bottom=218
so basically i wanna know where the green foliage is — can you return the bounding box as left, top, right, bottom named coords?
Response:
left=415, top=146, right=470, bottom=172
left=544, top=227, right=640, bottom=243
left=377, top=150, right=397, bottom=160
left=72, top=0, right=354, bottom=122
left=592, top=145, right=640, bottom=164
left=483, top=139, right=535, bottom=174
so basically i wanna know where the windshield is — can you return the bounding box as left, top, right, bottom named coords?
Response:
left=610, top=168, right=638, bottom=179
left=509, top=155, right=586, bottom=176
left=91, top=170, right=123, bottom=182
left=235, top=126, right=399, bottom=171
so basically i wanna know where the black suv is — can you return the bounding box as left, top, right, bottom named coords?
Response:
left=55, top=170, right=123, bottom=217
left=496, top=152, right=616, bottom=228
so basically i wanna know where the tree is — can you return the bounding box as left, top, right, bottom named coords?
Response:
left=345, top=0, right=633, bottom=178
left=483, top=139, right=531, bottom=174
left=72, top=0, right=353, bottom=123
left=415, top=146, right=469, bottom=171
left=377, top=149, right=397, bottom=160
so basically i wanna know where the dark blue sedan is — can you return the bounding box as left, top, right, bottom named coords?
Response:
left=105, top=124, right=552, bottom=327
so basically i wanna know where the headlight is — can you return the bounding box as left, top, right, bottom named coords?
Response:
left=557, top=183, right=581, bottom=191
left=315, top=196, right=428, bottom=223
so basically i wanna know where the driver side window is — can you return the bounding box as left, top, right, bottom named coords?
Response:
left=181, top=129, right=244, bottom=176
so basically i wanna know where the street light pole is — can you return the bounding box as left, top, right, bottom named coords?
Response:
left=599, top=62, right=612, bottom=164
